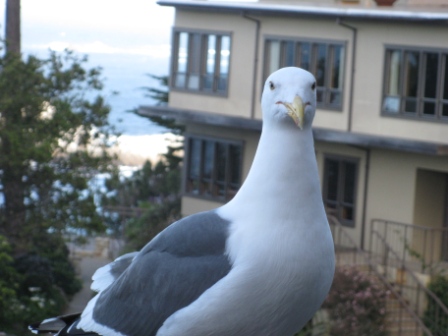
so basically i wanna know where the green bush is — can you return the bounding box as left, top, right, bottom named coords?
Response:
left=423, top=275, right=448, bottom=335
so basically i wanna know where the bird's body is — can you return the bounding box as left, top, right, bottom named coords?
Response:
left=30, top=67, right=335, bottom=336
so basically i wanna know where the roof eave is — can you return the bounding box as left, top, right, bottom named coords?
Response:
left=157, top=0, right=448, bottom=23
left=138, top=105, right=448, bottom=156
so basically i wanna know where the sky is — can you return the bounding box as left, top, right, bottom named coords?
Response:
left=0, top=0, right=174, bottom=57
left=0, top=0, right=255, bottom=143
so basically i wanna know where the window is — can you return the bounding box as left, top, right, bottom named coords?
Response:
left=172, top=30, right=231, bottom=94
left=323, top=156, right=358, bottom=227
left=383, top=47, right=448, bottom=121
left=264, top=38, right=345, bottom=109
left=185, top=136, right=242, bottom=201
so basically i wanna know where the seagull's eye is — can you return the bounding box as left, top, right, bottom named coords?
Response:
left=311, top=82, right=316, bottom=90
left=269, top=81, right=275, bottom=90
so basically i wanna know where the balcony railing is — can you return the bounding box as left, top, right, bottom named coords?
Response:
left=328, top=215, right=448, bottom=336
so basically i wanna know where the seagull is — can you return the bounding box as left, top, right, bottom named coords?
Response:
left=30, top=67, right=335, bottom=336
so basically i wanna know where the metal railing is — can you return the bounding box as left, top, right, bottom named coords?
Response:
left=370, top=219, right=448, bottom=275
left=368, top=221, right=448, bottom=335
left=328, top=215, right=436, bottom=336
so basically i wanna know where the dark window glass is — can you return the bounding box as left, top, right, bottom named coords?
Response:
left=323, top=157, right=358, bottom=227
left=185, top=137, right=242, bottom=201
left=300, top=43, right=311, bottom=71
left=265, top=39, right=344, bottom=109
left=424, top=53, right=438, bottom=99
left=284, top=41, right=295, bottom=67
left=343, top=161, right=356, bottom=204
left=173, top=30, right=231, bottom=94
left=383, top=48, right=448, bottom=121
left=444, top=55, right=448, bottom=100
left=404, top=51, right=419, bottom=98
left=326, top=159, right=339, bottom=201
left=315, top=44, right=327, bottom=88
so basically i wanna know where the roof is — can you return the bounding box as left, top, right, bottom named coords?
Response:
left=138, top=105, right=448, bottom=156
left=157, top=0, right=448, bottom=23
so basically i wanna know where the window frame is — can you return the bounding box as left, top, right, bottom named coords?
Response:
left=263, top=35, right=347, bottom=111
left=381, top=45, right=448, bottom=123
left=183, top=134, right=244, bottom=202
left=171, top=28, right=232, bottom=97
left=322, top=155, right=359, bottom=228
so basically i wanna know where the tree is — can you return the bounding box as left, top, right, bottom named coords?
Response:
left=0, top=48, right=117, bottom=334
left=102, top=74, right=183, bottom=251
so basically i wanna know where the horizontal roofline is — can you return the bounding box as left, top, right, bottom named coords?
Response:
left=138, top=104, right=448, bottom=156
left=157, top=0, right=448, bottom=23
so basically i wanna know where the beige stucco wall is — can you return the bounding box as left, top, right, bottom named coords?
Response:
left=181, top=121, right=448, bottom=248
left=366, top=149, right=448, bottom=247
left=171, top=9, right=448, bottom=145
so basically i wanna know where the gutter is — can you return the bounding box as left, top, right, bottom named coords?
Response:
left=157, top=0, right=448, bottom=24
left=336, top=19, right=357, bottom=133
left=242, top=13, right=261, bottom=120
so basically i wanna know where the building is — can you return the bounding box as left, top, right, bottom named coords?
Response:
left=140, top=0, right=448, bottom=260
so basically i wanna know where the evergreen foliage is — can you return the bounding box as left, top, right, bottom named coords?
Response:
left=0, top=48, right=116, bottom=334
left=424, top=275, right=448, bottom=335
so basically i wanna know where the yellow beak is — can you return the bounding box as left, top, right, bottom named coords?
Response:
left=278, top=95, right=305, bottom=129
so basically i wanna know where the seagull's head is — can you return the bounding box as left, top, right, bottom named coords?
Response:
left=261, top=67, right=317, bottom=130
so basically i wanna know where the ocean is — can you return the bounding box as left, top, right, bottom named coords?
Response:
left=26, top=49, right=177, bottom=166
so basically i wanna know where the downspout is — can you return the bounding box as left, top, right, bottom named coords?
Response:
left=242, top=13, right=261, bottom=120
left=360, top=148, right=370, bottom=250
left=339, top=19, right=369, bottom=250
left=336, top=18, right=357, bottom=133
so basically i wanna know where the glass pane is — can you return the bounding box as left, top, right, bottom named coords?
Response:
left=177, top=32, right=189, bottom=73
left=317, top=89, right=324, bottom=103
left=175, top=73, right=186, bottom=88
left=404, top=99, right=417, bottom=114
left=206, top=35, right=216, bottom=76
left=343, top=162, right=356, bottom=204
left=442, top=104, right=448, bottom=118
left=218, top=36, right=231, bottom=92
left=424, top=53, right=438, bottom=99
left=202, top=141, right=214, bottom=180
left=300, top=43, right=311, bottom=70
left=325, top=159, right=339, bottom=202
left=188, top=139, right=201, bottom=180
left=341, top=206, right=353, bottom=221
left=387, top=50, right=401, bottom=96
left=190, top=34, right=201, bottom=75
left=216, top=143, right=227, bottom=183
left=220, top=36, right=231, bottom=76
left=331, top=45, right=344, bottom=90
left=444, top=55, right=448, bottom=100
left=284, top=41, right=295, bottom=67
left=187, top=75, right=200, bottom=90
left=330, top=91, right=342, bottom=106
left=268, top=40, right=281, bottom=75
left=423, top=102, right=436, bottom=116
left=203, top=74, right=213, bottom=90
left=229, top=145, right=241, bottom=186
left=404, top=51, right=419, bottom=98
left=315, top=44, right=327, bottom=87
left=383, top=96, right=400, bottom=113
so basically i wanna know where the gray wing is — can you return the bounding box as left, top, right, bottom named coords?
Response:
left=91, top=252, right=139, bottom=292
left=90, top=210, right=231, bottom=336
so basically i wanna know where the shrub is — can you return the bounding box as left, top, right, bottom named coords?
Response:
left=423, top=275, right=448, bottom=335
left=323, top=266, right=389, bottom=336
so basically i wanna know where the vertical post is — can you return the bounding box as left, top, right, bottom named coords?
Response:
left=5, top=0, right=21, bottom=55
